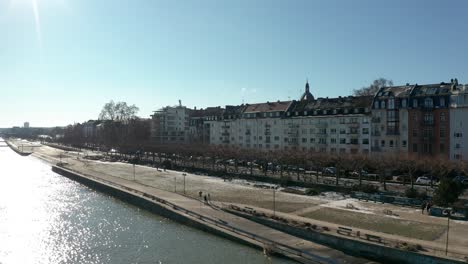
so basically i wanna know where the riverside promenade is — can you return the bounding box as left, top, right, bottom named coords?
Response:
left=8, top=140, right=467, bottom=263
left=12, top=143, right=369, bottom=264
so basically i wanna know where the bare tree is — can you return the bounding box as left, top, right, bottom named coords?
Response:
left=99, top=100, right=140, bottom=121
left=353, top=78, right=394, bottom=96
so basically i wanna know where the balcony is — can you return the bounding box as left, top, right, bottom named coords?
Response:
left=371, top=117, right=381, bottom=123
left=221, top=125, right=230, bottom=129
left=371, top=132, right=381, bottom=136
left=221, top=132, right=230, bottom=136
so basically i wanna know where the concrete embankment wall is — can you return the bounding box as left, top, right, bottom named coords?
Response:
left=50, top=166, right=264, bottom=251
left=5, top=140, right=31, bottom=156
left=228, top=210, right=464, bottom=264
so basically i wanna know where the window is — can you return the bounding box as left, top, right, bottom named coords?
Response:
left=331, top=138, right=337, bottom=144
left=401, top=99, right=407, bottom=108
left=424, top=98, right=433, bottom=108
left=440, top=97, right=446, bottom=107
left=456, top=144, right=461, bottom=149
left=413, top=99, right=418, bottom=107
left=310, top=138, right=315, bottom=143
left=389, top=140, right=394, bottom=147
left=388, top=97, right=395, bottom=109
left=440, top=113, right=446, bottom=122
left=339, top=118, right=345, bottom=124
left=413, top=144, right=418, bottom=152
left=319, top=138, right=326, bottom=144
left=340, top=138, right=346, bottom=144
left=302, top=138, right=307, bottom=143
left=440, top=127, right=446, bottom=138
left=340, top=128, right=346, bottom=134
left=274, top=136, right=279, bottom=141
left=381, top=101, right=386, bottom=108
left=402, top=140, right=407, bottom=147
left=454, top=132, right=463, bottom=138
left=284, top=137, right=288, bottom=142
left=362, top=128, right=369, bottom=134
left=350, top=128, right=358, bottom=134
left=413, top=129, right=418, bottom=137
left=303, top=111, right=307, bottom=115
left=362, top=138, right=369, bottom=145
left=330, top=128, right=337, bottom=134
left=381, top=140, right=385, bottom=147
left=413, top=113, right=418, bottom=122
left=423, top=113, right=434, bottom=125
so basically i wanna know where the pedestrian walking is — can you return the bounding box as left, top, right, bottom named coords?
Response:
left=203, top=195, right=207, bottom=204
left=421, top=202, right=427, bottom=214
left=426, top=202, right=432, bottom=214
left=198, top=191, right=202, bottom=198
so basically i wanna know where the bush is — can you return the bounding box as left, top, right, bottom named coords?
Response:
left=433, top=179, right=463, bottom=207
left=352, top=184, right=379, bottom=194
left=405, top=188, right=419, bottom=198
left=305, top=187, right=322, bottom=196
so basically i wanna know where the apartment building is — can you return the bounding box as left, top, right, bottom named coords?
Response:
left=150, top=101, right=190, bottom=144
left=450, top=83, right=468, bottom=160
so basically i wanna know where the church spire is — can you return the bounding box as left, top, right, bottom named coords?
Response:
left=300, top=79, right=314, bottom=101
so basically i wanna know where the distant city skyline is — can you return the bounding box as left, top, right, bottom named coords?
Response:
left=1, top=0, right=467, bottom=127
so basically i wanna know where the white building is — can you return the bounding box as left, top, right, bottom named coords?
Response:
left=450, top=84, right=468, bottom=160
left=151, top=101, right=190, bottom=144
left=209, top=82, right=373, bottom=155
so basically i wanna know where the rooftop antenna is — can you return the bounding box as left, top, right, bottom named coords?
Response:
left=178, top=99, right=182, bottom=107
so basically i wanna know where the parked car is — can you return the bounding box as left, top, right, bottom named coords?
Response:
left=351, top=170, right=368, bottom=177
left=416, top=176, right=431, bottom=185
left=323, top=167, right=336, bottom=175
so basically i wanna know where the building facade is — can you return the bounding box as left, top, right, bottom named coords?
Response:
left=450, top=83, right=468, bottom=160
left=151, top=101, right=190, bottom=144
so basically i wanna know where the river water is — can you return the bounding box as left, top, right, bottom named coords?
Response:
left=0, top=142, right=293, bottom=264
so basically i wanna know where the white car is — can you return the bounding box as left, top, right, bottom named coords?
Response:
left=415, top=176, right=431, bottom=185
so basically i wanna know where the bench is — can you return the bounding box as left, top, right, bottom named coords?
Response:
left=337, top=226, right=352, bottom=236
left=365, top=234, right=382, bottom=243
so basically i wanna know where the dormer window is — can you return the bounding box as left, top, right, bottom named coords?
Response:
left=388, top=97, right=395, bottom=109
left=313, top=110, right=317, bottom=115
left=374, top=101, right=379, bottom=109
left=424, top=98, right=433, bottom=108
left=295, top=111, right=299, bottom=116
left=381, top=101, right=386, bottom=108
left=440, top=97, right=446, bottom=107
left=413, top=99, right=418, bottom=107
left=354, top=108, right=358, bottom=113
left=303, top=111, right=307, bottom=115
left=344, top=109, right=348, bottom=114
left=333, top=109, right=337, bottom=114
left=401, top=99, right=407, bottom=108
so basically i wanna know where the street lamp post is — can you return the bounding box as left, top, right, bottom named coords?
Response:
left=446, top=211, right=451, bottom=256
left=174, top=176, right=177, bottom=193
left=133, top=163, right=136, bottom=181
left=273, top=187, right=276, bottom=216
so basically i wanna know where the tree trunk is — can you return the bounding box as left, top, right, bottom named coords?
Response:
left=359, top=171, right=362, bottom=187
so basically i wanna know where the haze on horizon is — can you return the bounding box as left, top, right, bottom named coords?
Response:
left=1, top=0, right=467, bottom=128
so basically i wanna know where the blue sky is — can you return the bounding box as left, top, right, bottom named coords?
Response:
left=1, top=0, right=467, bottom=127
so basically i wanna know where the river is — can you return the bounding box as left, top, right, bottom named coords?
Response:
left=0, top=142, right=293, bottom=264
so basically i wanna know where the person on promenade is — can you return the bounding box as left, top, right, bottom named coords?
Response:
left=426, top=202, right=432, bottom=214
left=421, top=202, right=427, bottom=214
left=203, top=195, right=207, bottom=204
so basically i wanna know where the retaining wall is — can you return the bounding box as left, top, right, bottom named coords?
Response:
left=228, top=210, right=465, bottom=264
